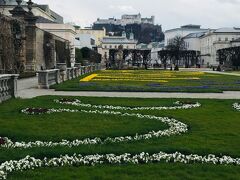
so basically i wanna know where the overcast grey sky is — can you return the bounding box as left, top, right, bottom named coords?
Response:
left=34, top=0, right=240, bottom=30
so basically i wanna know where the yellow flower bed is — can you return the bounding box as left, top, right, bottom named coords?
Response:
left=103, top=70, right=205, bottom=74
left=97, top=75, right=176, bottom=79
left=92, top=79, right=168, bottom=83
left=80, top=74, right=98, bottom=82
left=80, top=71, right=203, bottom=83
left=96, top=76, right=199, bottom=80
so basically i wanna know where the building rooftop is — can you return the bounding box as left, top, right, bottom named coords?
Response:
left=214, top=27, right=240, bottom=33
left=181, top=24, right=201, bottom=29
left=165, top=25, right=208, bottom=33
left=102, top=35, right=137, bottom=44
left=184, top=32, right=206, bottom=38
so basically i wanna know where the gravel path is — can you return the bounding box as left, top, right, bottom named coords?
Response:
left=203, top=71, right=240, bottom=76
left=17, top=88, right=240, bottom=99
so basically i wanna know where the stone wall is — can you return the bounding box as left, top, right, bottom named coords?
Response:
left=0, top=14, right=71, bottom=74
left=0, top=14, right=25, bottom=73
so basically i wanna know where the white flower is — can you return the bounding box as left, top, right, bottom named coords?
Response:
left=233, top=103, right=240, bottom=111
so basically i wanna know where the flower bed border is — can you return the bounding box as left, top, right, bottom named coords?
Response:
left=0, top=152, right=239, bottom=179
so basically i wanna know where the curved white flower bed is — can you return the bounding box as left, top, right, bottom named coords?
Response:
left=2, top=109, right=188, bottom=148
left=233, top=103, right=240, bottom=111
left=0, top=99, right=240, bottom=179
left=54, top=99, right=201, bottom=111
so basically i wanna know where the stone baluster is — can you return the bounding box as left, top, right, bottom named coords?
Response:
left=0, top=75, right=19, bottom=103
left=4, top=79, right=10, bottom=100
left=0, top=79, right=3, bottom=103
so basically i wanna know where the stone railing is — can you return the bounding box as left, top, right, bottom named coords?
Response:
left=37, top=69, right=60, bottom=89
left=37, top=64, right=102, bottom=89
left=0, top=74, right=18, bottom=103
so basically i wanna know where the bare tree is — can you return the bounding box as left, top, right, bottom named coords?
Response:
left=166, top=36, right=186, bottom=65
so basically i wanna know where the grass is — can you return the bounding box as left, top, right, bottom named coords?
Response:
left=51, top=70, right=240, bottom=93
left=227, top=71, right=240, bottom=74
left=0, top=96, right=240, bottom=179
left=9, top=164, right=240, bottom=180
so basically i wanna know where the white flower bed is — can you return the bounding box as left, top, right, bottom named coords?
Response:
left=54, top=99, right=201, bottom=111
left=2, top=100, right=198, bottom=148
left=2, top=109, right=188, bottom=148
left=233, top=103, right=240, bottom=111
left=1, top=99, right=239, bottom=179
left=0, top=152, right=239, bottom=179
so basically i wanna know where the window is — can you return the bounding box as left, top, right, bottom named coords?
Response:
left=225, top=37, right=228, bottom=41
left=105, top=45, right=107, bottom=49
left=109, top=45, right=112, bottom=49
left=218, top=38, right=221, bottom=41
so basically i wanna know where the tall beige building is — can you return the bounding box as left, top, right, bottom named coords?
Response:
left=76, top=28, right=106, bottom=46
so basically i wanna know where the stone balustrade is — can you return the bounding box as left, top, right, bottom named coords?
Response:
left=37, top=69, right=60, bottom=89
left=66, top=68, right=73, bottom=80
left=0, top=74, right=18, bottom=103
left=37, top=64, right=101, bottom=89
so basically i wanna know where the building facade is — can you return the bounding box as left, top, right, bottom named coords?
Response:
left=183, top=32, right=206, bottom=51
left=75, top=28, right=106, bottom=46
left=98, top=32, right=137, bottom=63
left=75, top=34, right=96, bottom=49
left=136, top=42, right=164, bottom=65
left=164, top=25, right=208, bottom=46
left=36, top=23, right=77, bottom=64
left=200, top=28, right=240, bottom=66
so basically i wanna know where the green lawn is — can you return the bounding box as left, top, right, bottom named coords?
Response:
left=0, top=96, right=240, bottom=179
left=52, top=70, right=240, bottom=93
left=227, top=71, right=240, bottom=74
